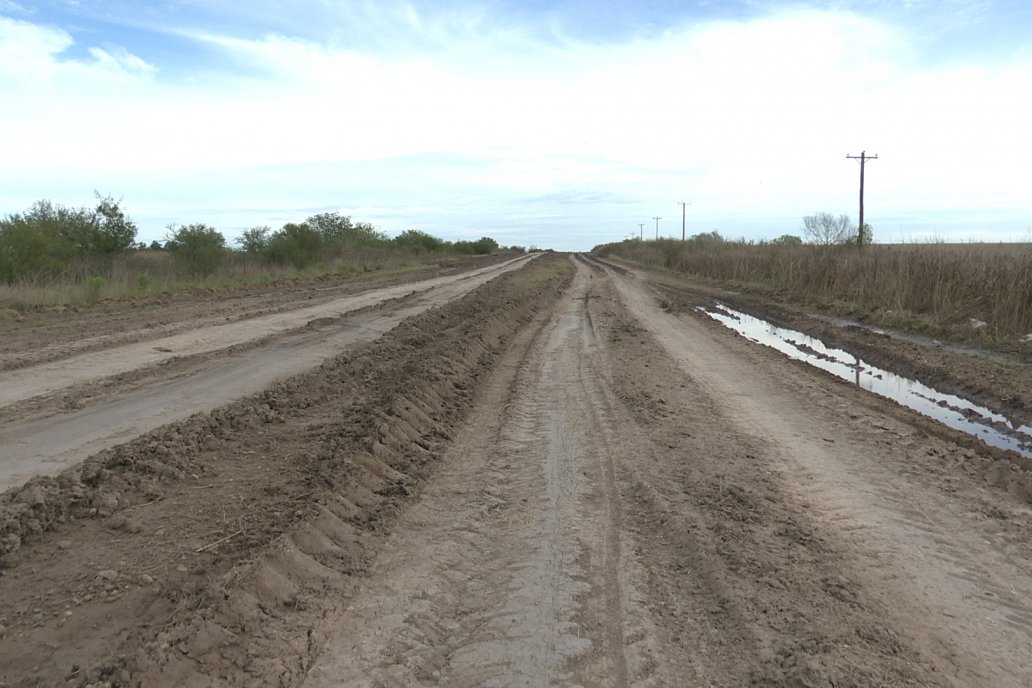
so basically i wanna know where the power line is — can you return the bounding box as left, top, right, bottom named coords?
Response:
left=653, top=216, right=662, bottom=240
left=846, top=150, right=878, bottom=249
left=638, top=223, right=646, bottom=241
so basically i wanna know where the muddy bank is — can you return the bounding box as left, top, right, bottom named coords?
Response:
left=0, top=254, right=573, bottom=687
left=638, top=267, right=1032, bottom=442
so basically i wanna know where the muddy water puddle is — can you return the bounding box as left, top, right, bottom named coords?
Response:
left=700, top=304, right=1032, bottom=459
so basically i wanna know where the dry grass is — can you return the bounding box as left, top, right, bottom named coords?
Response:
left=0, top=247, right=475, bottom=310
left=595, top=239, right=1032, bottom=347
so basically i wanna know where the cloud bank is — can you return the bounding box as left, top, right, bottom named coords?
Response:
left=1, top=2, right=1030, bottom=249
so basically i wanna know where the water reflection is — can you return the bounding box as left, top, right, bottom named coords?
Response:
left=700, top=304, right=1032, bottom=459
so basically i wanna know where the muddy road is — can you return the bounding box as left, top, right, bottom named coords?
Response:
left=2, top=254, right=1032, bottom=687
left=0, top=255, right=533, bottom=488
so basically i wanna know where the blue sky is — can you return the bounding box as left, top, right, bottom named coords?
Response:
left=2, top=1, right=1031, bottom=250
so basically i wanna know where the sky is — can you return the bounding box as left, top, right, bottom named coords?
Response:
left=1, top=0, right=1031, bottom=251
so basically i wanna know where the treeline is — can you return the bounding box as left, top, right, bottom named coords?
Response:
left=0, top=196, right=516, bottom=285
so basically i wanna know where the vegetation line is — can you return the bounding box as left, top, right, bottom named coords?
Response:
left=593, top=234, right=1032, bottom=353
left=0, top=196, right=525, bottom=309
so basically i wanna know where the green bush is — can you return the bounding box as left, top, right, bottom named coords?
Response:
left=266, top=223, right=323, bottom=268
left=0, top=195, right=138, bottom=283
left=164, top=223, right=226, bottom=277
left=393, top=229, right=445, bottom=252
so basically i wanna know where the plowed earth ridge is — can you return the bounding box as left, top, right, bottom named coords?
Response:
left=0, top=254, right=572, bottom=687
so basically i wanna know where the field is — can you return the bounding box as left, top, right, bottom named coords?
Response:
left=595, top=238, right=1032, bottom=352
left=2, top=253, right=1032, bottom=686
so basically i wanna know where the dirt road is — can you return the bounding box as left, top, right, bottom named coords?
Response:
left=0, top=254, right=532, bottom=488
left=2, top=254, right=1031, bottom=687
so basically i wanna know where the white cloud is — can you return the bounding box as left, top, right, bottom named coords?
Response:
left=1, top=6, right=1030, bottom=248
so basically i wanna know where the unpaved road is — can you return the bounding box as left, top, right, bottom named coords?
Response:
left=0, top=254, right=533, bottom=488
left=2, top=253, right=1032, bottom=687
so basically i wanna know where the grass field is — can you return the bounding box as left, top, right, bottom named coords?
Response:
left=594, top=238, right=1032, bottom=351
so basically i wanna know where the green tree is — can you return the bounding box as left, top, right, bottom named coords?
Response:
left=393, top=229, right=445, bottom=252
left=266, top=223, right=323, bottom=268
left=845, top=223, right=874, bottom=246
left=471, top=236, right=498, bottom=254
left=772, top=234, right=803, bottom=246
left=83, top=193, right=138, bottom=254
left=164, top=223, right=226, bottom=276
left=0, top=200, right=87, bottom=282
left=689, top=231, right=725, bottom=244
left=238, top=225, right=271, bottom=254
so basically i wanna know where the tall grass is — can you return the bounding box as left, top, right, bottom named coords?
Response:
left=0, top=246, right=501, bottom=311
left=595, top=238, right=1032, bottom=345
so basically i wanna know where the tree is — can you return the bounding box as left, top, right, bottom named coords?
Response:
left=83, top=193, right=138, bottom=254
left=802, top=213, right=852, bottom=245
left=266, top=222, right=323, bottom=268
left=164, top=223, right=226, bottom=276
left=689, top=230, right=725, bottom=243
left=0, top=200, right=89, bottom=282
left=845, top=223, right=874, bottom=246
left=238, top=226, right=271, bottom=254
left=393, top=229, right=445, bottom=252
left=773, top=234, right=803, bottom=246
left=471, top=236, right=498, bottom=255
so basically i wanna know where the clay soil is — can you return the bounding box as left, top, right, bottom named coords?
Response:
left=2, top=254, right=1032, bottom=687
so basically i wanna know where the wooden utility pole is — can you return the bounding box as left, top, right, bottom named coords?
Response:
left=678, top=201, right=691, bottom=241
left=653, top=216, right=662, bottom=240
left=846, top=151, right=878, bottom=248
left=638, top=223, right=645, bottom=241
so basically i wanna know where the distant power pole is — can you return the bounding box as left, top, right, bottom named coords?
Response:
left=846, top=150, right=878, bottom=249
left=653, top=216, right=662, bottom=240
left=678, top=201, right=692, bottom=241
left=638, top=223, right=645, bottom=241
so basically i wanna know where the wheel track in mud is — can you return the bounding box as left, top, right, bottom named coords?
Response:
left=0, top=255, right=573, bottom=688
left=4, top=253, right=1032, bottom=687
left=304, top=256, right=650, bottom=686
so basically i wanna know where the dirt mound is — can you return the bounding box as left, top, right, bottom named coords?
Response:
left=0, top=255, right=573, bottom=687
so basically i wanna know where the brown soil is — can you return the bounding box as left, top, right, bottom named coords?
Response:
left=0, top=255, right=508, bottom=374
left=2, top=254, right=1032, bottom=687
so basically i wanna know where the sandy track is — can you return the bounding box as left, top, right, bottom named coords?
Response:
left=0, top=255, right=533, bottom=489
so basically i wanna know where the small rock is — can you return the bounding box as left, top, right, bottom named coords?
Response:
left=175, top=564, right=189, bottom=573
left=139, top=573, right=155, bottom=585
left=96, top=569, right=119, bottom=582
left=57, top=540, right=73, bottom=550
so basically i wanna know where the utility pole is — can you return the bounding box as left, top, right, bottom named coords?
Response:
left=678, top=201, right=692, bottom=241
left=638, top=223, right=645, bottom=241
left=653, top=216, right=662, bottom=240
left=846, top=150, right=878, bottom=249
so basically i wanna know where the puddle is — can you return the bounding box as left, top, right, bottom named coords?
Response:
left=700, top=304, right=1032, bottom=459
